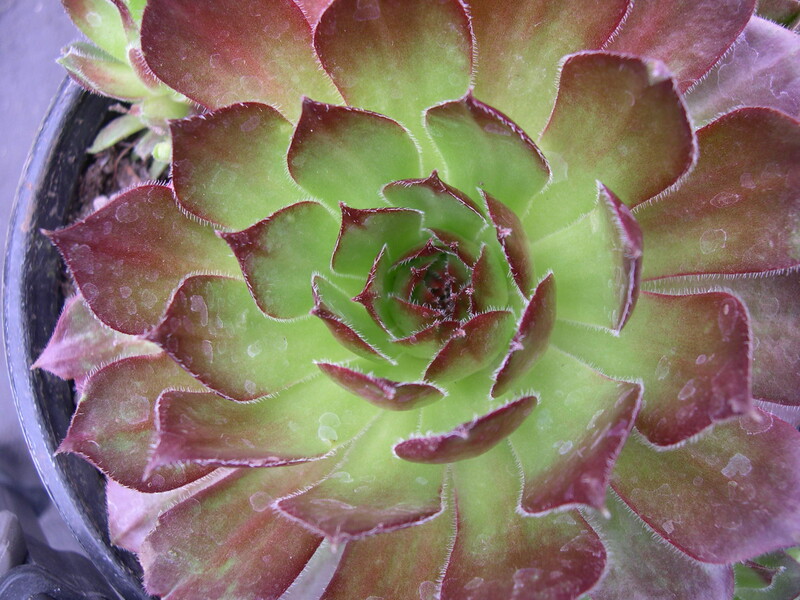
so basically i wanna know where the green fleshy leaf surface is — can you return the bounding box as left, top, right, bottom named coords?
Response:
left=552, top=291, right=751, bottom=446
left=152, top=374, right=380, bottom=468
left=88, top=114, right=146, bottom=154
left=277, top=412, right=446, bottom=541
left=63, top=0, right=130, bottom=61
left=148, top=276, right=350, bottom=401
left=141, top=464, right=331, bottom=600
left=60, top=354, right=211, bottom=492
left=288, top=100, right=422, bottom=210
left=171, top=103, right=301, bottom=230
left=425, top=93, right=550, bottom=211
left=60, top=42, right=150, bottom=101
left=314, top=0, right=472, bottom=148
left=531, top=184, right=642, bottom=331
left=469, top=0, right=629, bottom=136
left=508, top=347, right=641, bottom=513
left=222, top=201, right=339, bottom=319
left=442, top=442, right=606, bottom=599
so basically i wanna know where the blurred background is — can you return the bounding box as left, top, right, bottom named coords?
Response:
left=0, top=0, right=83, bottom=556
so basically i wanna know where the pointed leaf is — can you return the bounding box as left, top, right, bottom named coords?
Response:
left=470, top=244, right=510, bottom=314
left=277, top=413, right=445, bottom=541
left=317, top=362, right=443, bottom=411
left=62, top=0, right=130, bottom=60
left=321, top=499, right=453, bottom=600
left=33, top=295, right=159, bottom=386
left=221, top=201, right=339, bottom=319
left=296, top=0, right=331, bottom=26
left=424, top=311, right=514, bottom=383
left=171, top=103, right=301, bottom=230
left=47, top=184, right=239, bottom=335
left=391, top=320, right=460, bottom=359
left=59, top=354, right=211, bottom=492
left=395, top=395, right=536, bottom=464
left=382, top=173, right=487, bottom=242
left=483, top=191, right=534, bottom=296
left=332, top=205, right=425, bottom=277
left=538, top=52, right=695, bottom=213
left=552, top=291, right=752, bottom=446
left=141, top=0, right=340, bottom=117
left=442, top=442, right=606, bottom=600
left=60, top=42, right=150, bottom=101
left=612, top=410, right=800, bottom=563
left=425, top=94, right=549, bottom=211
left=532, top=185, right=642, bottom=331
left=314, top=0, right=472, bottom=136
left=586, top=491, right=735, bottom=600
left=492, top=273, right=556, bottom=397
left=469, top=0, right=629, bottom=136
left=288, top=100, right=421, bottom=209
left=147, top=276, right=348, bottom=401
left=686, top=16, right=800, bottom=125
left=152, top=374, right=379, bottom=468
left=311, top=275, right=394, bottom=361
left=509, top=348, right=641, bottom=513
left=637, top=108, right=800, bottom=278
left=608, top=0, right=756, bottom=91
left=87, top=114, right=146, bottom=154
left=141, top=465, right=329, bottom=600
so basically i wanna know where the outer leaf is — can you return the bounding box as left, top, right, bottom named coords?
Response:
left=47, top=184, right=239, bottom=335
left=531, top=185, right=643, bottom=332
left=314, top=0, right=472, bottom=135
left=468, top=0, right=629, bottom=136
left=492, top=273, right=556, bottom=397
left=141, top=0, right=340, bottom=117
left=686, top=17, right=800, bottom=126
left=395, top=396, right=536, bottom=464
left=608, top=0, right=756, bottom=91
left=152, top=374, right=379, bottom=467
left=320, top=499, right=453, bottom=600
left=537, top=52, right=695, bottom=218
left=552, top=291, right=751, bottom=446
left=32, top=295, right=158, bottom=387
left=651, top=270, right=800, bottom=406
left=612, top=410, right=800, bottom=563
left=288, top=99, right=421, bottom=209
left=509, top=348, right=641, bottom=514
left=586, top=491, right=735, bottom=600
left=637, top=108, right=800, bottom=279
left=222, top=201, right=339, bottom=319
left=171, top=103, right=300, bottom=230
left=140, top=465, right=330, bottom=600
left=425, top=93, right=549, bottom=211
left=59, top=354, right=211, bottom=492
left=442, top=442, right=606, bottom=600
left=296, top=0, right=331, bottom=26
left=757, top=0, right=800, bottom=25
left=277, top=412, right=445, bottom=541
left=147, top=276, right=348, bottom=401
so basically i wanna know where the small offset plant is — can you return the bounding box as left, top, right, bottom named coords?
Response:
left=59, top=0, right=192, bottom=175
left=35, top=0, right=800, bottom=598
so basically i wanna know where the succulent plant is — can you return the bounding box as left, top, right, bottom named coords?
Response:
left=34, top=0, right=800, bottom=598
left=59, top=0, right=193, bottom=174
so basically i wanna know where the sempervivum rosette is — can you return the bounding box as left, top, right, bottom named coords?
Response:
left=35, top=0, right=800, bottom=598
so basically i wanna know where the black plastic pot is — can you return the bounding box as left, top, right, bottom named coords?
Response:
left=4, top=79, right=152, bottom=600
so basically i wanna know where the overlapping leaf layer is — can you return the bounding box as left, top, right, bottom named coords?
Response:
left=40, top=0, right=800, bottom=598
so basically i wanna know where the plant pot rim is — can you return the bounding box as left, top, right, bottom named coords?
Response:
left=4, top=78, right=152, bottom=600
